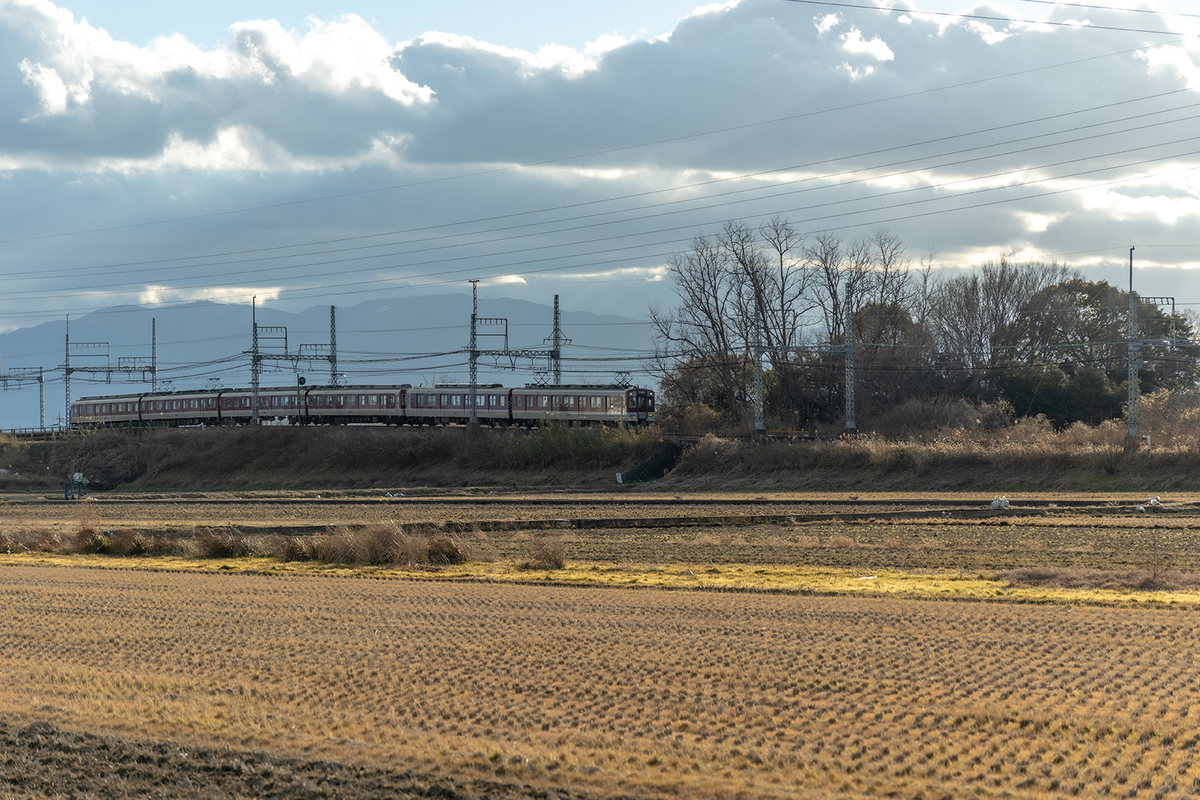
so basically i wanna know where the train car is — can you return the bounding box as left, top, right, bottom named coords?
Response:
left=404, top=385, right=506, bottom=425
left=297, top=386, right=405, bottom=425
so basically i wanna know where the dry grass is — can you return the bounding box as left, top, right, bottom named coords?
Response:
left=8, top=567, right=1200, bottom=799
left=518, top=538, right=566, bottom=570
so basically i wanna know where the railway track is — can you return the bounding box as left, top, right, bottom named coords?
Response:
left=3, top=494, right=1165, bottom=507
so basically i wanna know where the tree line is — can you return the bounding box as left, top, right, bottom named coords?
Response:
left=649, top=219, right=1197, bottom=430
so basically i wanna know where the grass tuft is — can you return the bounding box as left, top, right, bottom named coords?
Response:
left=520, top=538, right=566, bottom=570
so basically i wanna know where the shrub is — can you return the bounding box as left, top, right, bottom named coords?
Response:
left=291, top=526, right=464, bottom=567
left=273, top=535, right=322, bottom=562
left=427, top=537, right=463, bottom=565
left=881, top=447, right=917, bottom=472
left=106, top=529, right=182, bottom=557
left=520, top=538, right=566, bottom=570
left=196, top=528, right=256, bottom=558
left=73, top=529, right=109, bottom=554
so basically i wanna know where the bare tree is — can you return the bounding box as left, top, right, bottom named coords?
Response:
left=652, top=219, right=818, bottom=420
left=927, top=258, right=1077, bottom=373
left=650, top=232, right=751, bottom=415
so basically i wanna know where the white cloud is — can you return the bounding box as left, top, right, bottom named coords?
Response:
left=1, top=0, right=1199, bottom=340
left=1019, top=212, right=1056, bottom=233
left=18, top=59, right=72, bottom=116
left=136, top=285, right=281, bottom=305
left=1140, top=44, right=1200, bottom=90
left=840, top=28, right=893, bottom=61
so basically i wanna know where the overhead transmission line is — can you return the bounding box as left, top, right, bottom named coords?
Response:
left=7, top=87, right=1194, bottom=287
left=0, top=25, right=1188, bottom=253
left=4, top=114, right=1196, bottom=310
left=781, top=0, right=1194, bottom=35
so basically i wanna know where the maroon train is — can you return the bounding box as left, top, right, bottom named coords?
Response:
left=70, top=384, right=654, bottom=427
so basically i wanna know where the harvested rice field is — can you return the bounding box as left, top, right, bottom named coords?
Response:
left=4, top=492, right=1200, bottom=798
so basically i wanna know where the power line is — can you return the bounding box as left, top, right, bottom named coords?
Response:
left=780, top=0, right=1193, bottom=35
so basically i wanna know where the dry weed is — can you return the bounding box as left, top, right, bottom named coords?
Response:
left=196, top=528, right=256, bottom=558
left=520, top=538, right=566, bottom=570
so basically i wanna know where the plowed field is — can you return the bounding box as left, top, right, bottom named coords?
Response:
left=3, top=492, right=1200, bottom=798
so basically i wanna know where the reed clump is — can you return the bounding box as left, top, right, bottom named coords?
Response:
left=273, top=524, right=464, bottom=567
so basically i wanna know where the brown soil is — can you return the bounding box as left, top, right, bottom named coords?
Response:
left=0, top=719, right=584, bottom=799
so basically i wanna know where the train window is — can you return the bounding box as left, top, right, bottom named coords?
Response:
left=358, top=395, right=365, bottom=407
left=452, top=395, right=462, bottom=407
left=368, top=395, right=377, bottom=406
left=564, top=396, right=574, bottom=409
left=538, top=396, right=548, bottom=408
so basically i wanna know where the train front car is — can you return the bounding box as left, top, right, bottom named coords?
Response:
left=626, top=387, right=654, bottom=424
left=509, top=385, right=653, bottom=425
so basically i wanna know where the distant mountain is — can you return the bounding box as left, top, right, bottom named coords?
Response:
left=0, top=293, right=654, bottom=429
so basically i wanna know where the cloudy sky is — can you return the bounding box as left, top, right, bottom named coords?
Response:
left=2, top=0, right=1199, bottom=367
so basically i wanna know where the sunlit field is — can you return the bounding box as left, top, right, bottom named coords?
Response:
left=4, top=492, right=1200, bottom=798
left=5, top=565, right=1200, bottom=799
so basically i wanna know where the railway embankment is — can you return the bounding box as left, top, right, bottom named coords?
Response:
left=1, top=423, right=1198, bottom=492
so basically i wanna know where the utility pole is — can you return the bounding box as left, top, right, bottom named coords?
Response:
left=843, top=281, right=857, bottom=434
left=151, top=319, right=157, bottom=392
left=752, top=291, right=765, bottom=435
left=469, top=280, right=479, bottom=426
left=546, top=294, right=569, bottom=385
left=64, top=316, right=71, bottom=427
left=1126, top=246, right=1140, bottom=452
left=329, top=305, right=338, bottom=386
left=251, top=297, right=261, bottom=425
